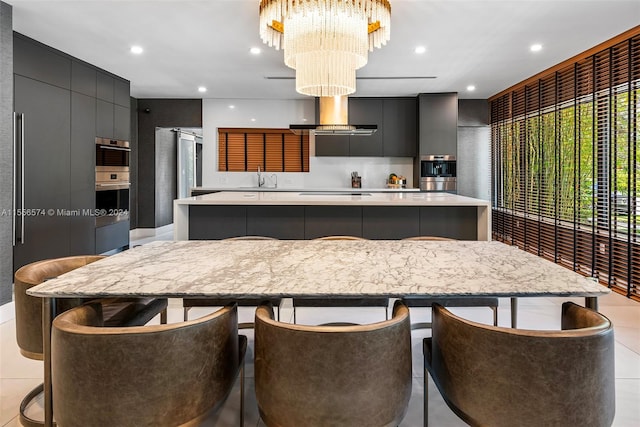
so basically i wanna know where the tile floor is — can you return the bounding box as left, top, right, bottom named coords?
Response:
left=1, top=227, right=638, bottom=426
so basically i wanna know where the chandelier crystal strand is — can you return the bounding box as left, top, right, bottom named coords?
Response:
left=259, top=0, right=391, bottom=97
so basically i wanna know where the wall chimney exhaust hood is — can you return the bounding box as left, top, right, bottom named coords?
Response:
left=290, top=96, right=377, bottom=136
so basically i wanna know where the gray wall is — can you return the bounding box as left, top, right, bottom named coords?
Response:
left=457, top=99, right=491, bottom=201
left=0, top=2, right=12, bottom=304
left=136, top=99, right=201, bottom=228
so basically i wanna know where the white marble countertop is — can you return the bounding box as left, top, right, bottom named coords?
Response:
left=176, top=191, right=490, bottom=207
left=191, top=186, right=421, bottom=193
left=29, top=240, right=607, bottom=299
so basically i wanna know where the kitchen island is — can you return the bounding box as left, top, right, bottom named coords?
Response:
left=174, top=191, right=491, bottom=241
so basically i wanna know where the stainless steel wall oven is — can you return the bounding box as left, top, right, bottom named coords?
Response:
left=95, top=138, right=130, bottom=227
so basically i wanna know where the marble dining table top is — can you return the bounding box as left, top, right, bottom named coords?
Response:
left=28, top=240, right=608, bottom=299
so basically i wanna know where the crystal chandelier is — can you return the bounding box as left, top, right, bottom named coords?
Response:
left=259, top=0, right=391, bottom=97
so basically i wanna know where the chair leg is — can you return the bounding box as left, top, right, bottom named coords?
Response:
left=492, top=306, right=498, bottom=326
left=20, top=382, right=56, bottom=427
left=183, top=307, right=189, bottom=322
left=424, top=360, right=429, bottom=427
left=239, top=359, right=245, bottom=427
left=160, top=308, right=168, bottom=324
left=293, top=305, right=297, bottom=324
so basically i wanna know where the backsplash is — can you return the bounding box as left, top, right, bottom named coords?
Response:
left=202, top=98, right=414, bottom=189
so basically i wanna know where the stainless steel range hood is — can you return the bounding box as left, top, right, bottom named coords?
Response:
left=290, top=96, right=377, bottom=136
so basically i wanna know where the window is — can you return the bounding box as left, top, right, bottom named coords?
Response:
left=218, top=128, right=309, bottom=172
left=491, top=31, right=640, bottom=299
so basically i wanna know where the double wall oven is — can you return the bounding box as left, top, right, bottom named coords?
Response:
left=95, top=138, right=130, bottom=227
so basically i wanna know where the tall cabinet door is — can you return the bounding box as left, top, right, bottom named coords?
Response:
left=13, top=75, right=71, bottom=270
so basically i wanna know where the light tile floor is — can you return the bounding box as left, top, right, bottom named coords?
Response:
left=1, top=227, right=638, bottom=426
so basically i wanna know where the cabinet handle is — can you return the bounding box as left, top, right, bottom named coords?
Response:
left=12, top=112, right=16, bottom=246
left=20, top=113, right=25, bottom=245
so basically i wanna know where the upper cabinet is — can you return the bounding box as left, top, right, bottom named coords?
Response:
left=383, top=98, right=417, bottom=157
left=315, top=96, right=416, bottom=157
left=95, top=71, right=130, bottom=140
left=418, top=93, right=458, bottom=156
left=348, top=98, right=383, bottom=156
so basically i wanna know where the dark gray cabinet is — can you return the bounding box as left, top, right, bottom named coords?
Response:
left=96, top=71, right=130, bottom=140
left=13, top=34, right=70, bottom=89
left=114, top=104, right=130, bottom=140
left=188, top=204, right=480, bottom=240
left=418, top=93, right=458, bottom=156
left=96, top=99, right=114, bottom=138
left=247, top=206, right=305, bottom=239
left=12, top=33, right=132, bottom=269
left=315, top=97, right=416, bottom=157
left=96, top=71, right=114, bottom=102
left=349, top=98, right=383, bottom=156
left=13, top=75, right=71, bottom=270
left=71, top=61, right=96, bottom=97
left=315, top=134, right=349, bottom=156
left=305, top=206, right=362, bottom=238
left=69, top=92, right=96, bottom=255
left=383, top=98, right=417, bottom=157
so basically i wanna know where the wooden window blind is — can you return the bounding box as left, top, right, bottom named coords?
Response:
left=218, top=128, right=309, bottom=172
left=490, top=30, right=640, bottom=300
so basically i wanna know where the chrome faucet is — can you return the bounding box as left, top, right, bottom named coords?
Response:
left=270, top=174, right=278, bottom=189
left=257, top=166, right=265, bottom=187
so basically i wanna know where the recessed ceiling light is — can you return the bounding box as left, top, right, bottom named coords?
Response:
left=530, top=44, right=543, bottom=52
left=229, top=105, right=235, bottom=109
left=251, top=118, right=256, bottom=122
left=130, top=45, right=144, bottom=55
left=250, top=47, right=261, bottom=55
left=197, top=86, right=207, bottom=93
left=467, top=85, right=476, bottom=92
left=414, top=46, right=426, bottom=54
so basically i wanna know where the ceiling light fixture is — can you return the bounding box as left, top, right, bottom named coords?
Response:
left=414, top=46, right=426, bottom=54
left=467, top=85, right=476, bottom=91
left=530, top=43, right=543, bottom=52
left=198, top=86, right=207, bottom=93
left=259, top=0, right=391, bottom=97
left=229, top=105, right=235, bottom=109
left=130, top=45, right=144, bottom=55
left=250, top=47, right=262, bottom=55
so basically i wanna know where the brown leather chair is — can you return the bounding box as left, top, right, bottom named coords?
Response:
left=423, top=302, right=615, bottom=427
left=255, top=300, right=413, bottom=427
left=52, top=303, right=247, bottom=427
left=14, top=255, right=168, bottom=427
left=183, top=235, right=282, bottom=325
left=402, top=236, right=499, bottom=328
left=292, top=236, right=390, bottom=323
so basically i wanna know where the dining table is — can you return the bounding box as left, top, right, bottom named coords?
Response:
left=28, top=239, right=609, bottom=426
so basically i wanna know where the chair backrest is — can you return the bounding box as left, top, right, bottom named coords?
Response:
left=52, top=303, right=243, bottom=427
left=403, top=236, right=454, bottom=241
left=14, top=255, right=105, bottom=359
left=224, top=236, right=277, bottom=240
left=428, top=302, right=615, bottom=427
left=254, top=301, right=412, bottom=427
left=314, top=235, right=367, bottom=240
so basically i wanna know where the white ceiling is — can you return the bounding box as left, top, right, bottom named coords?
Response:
left=6, top=0, right=640, bottom=100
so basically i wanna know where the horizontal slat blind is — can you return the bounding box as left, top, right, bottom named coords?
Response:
left=218, top=128, right=309, bottom=172
left=491, top=32, right=640, bottom=300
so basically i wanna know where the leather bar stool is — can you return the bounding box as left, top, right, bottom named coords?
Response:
left=255, top=300, right=412, bottom=427
left=14, top=255, right=168, bottom=427
left=52, top=303, right=247, bottom=427
left=423, top=302, right=615, bottom=427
